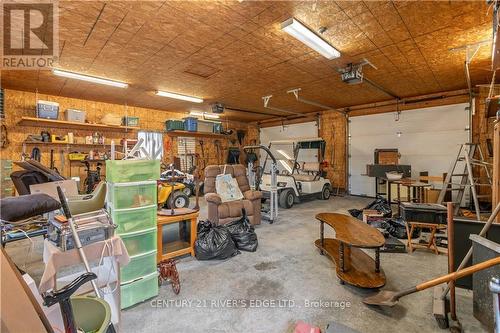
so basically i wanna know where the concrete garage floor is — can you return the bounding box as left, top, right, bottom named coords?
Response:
left=5, top=196, right=488, bottom=333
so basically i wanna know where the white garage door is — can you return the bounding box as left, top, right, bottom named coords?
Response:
left=349, top=103, right=470, bottom=197
left=259, top=121, right=319, bottom=172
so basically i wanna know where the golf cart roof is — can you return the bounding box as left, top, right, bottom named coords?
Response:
left=269, top=137, right=325, bottom=145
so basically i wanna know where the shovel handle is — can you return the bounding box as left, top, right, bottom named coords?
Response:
left=416, top=256, right=500, bottom=292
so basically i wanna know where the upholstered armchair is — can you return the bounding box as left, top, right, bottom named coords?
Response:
left=204, top=164, right=262, bottom=225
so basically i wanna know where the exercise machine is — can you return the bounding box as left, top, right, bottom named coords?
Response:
left=243, top=145, right=278, bottom=223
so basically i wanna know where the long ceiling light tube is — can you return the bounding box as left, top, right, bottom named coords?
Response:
left=52, top=69, right=128, bottom=88
left=156, top=90, right=203, bottom=103
left=281, top=18, right=341, bottom=60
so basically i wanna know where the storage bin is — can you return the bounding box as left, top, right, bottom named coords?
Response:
left=36, top=100, right=59, bottom=120
left=213, top=122, right=223, bottom=133
left=107, top=181, right=157, bottom=209
left=111, top=204, right=157, bottom=234
left=183, top=117, right=198, bottom=132
left=105, top=160, right=160, bottom=183
left=120, top=227, right=157, bottom=257
left=1, top=186, right=13, bottom=198
left=120, top=250, right=157, bottom=283
left=165, top=120, right=184, bottom=132
left=0, top=159, right=12, bottom=169
left=120, top=272, right=159, bottom=309
left=122, top=116, right=139, bottom=127
left=197, top=120, right=213, bottom=133
left=400, top=203, right=447, bottom=224
left=65, top=109, right=86, bottom=123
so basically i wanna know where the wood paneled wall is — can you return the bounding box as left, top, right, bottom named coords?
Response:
left=0, top=89, right=257, bottom=189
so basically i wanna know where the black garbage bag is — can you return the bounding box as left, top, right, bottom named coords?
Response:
left=225, top=209, right=258, bottom=252
left=348, top=196, right=392, bottom=220
left=195, top=220, right=240, bottom=260
left=385, top=217, right=420, bottom=239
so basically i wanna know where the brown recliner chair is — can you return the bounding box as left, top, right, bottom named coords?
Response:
left=204, top=164, right=262, bottom=225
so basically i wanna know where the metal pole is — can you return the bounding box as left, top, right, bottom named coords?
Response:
left=490, top=277, right=500, bottom=333
left=447, top=202, right=457, bottom=321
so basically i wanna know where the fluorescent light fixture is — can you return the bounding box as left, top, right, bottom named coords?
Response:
left=281, top=18, right=340, bottom=60
left=189, top=111, right=220, bottom=119
left=276, top=149, right=292, bottom=160
left=189, top=111, right=204, bottom=117
left=52, top=69, right=128, bottom=88
left=156, top=90, right=203, bottom=103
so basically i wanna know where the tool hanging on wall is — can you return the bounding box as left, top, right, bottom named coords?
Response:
left=236, top=130, right=246, bottom=145
left=59, top=150, right=65, bottom=176
left=1, top=124, right=9, bottom=148
left=214, top=140, right=222, bottom=165
left=198, top=140, right=206, bottom=169
left=31, top=147, right=41, bottom=162
left=50, top=149, right=59, bottom=174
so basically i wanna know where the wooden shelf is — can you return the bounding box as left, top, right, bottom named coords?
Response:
left=23, top=141, right=122, bottom=148
left=17, top=117, right=138, bottom=132
left=166, top=130, right=225, bottom=139
left=69, top=159, right=107, bottom=163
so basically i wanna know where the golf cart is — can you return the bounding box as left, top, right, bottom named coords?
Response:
left=257, top=138, right=332, bottom=209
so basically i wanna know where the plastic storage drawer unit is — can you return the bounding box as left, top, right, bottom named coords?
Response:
left=107, top=181, right=157, bottom=209
left=120, top=272, right=159, bottom=309
left=105, top=160, right=160, bottom=183
left=120, top=250, right=157, bottom=283
left=111, top=204, right=157, bottom=234
left=120, top=228, right=157, bottom=257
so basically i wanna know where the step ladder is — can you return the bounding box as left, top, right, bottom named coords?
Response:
left=437, top=143, right=492, bottom=220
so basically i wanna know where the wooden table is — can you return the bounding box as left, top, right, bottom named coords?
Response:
left=157, top=211, right=199, bottom=262
left=387, top=179, right=432, bottom=215
left=315, top=213, right=386, bottom=288
left=405, top=221, right=446, bottom=255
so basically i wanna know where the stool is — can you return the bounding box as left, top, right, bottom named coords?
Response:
left=405, top=221, right=446, bottom=255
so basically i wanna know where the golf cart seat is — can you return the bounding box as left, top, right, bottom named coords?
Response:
left=293, top=162, right=320, bottom=181
left=293, top=174, right=317, bottom=182
left=204, top=164, right=262, bottom=225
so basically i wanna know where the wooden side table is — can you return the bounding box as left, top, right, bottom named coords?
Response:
left=315, top=213, right=386, bottom=289
left=157, top=211, right=199, bottom=262
left=405, top=221, right=446, bottom=255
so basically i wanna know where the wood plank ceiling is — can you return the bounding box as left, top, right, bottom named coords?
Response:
left=1, top=0, right=494, bottom=121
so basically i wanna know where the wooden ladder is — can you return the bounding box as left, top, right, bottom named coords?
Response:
left=437, top=143, right=492, bottom=220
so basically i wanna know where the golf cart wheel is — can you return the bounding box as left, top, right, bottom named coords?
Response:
left=435, top=315, right=449, bottom=329
left=279, top=189, right=294, bottom=209
left=168, top=191, right=190, bottom=209
left=321, top=185, right=331, bottom=200
left=182, top=186, right=193, bottom=197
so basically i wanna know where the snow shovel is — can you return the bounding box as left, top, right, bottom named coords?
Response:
left=363, top=255, right=500, bottom=307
